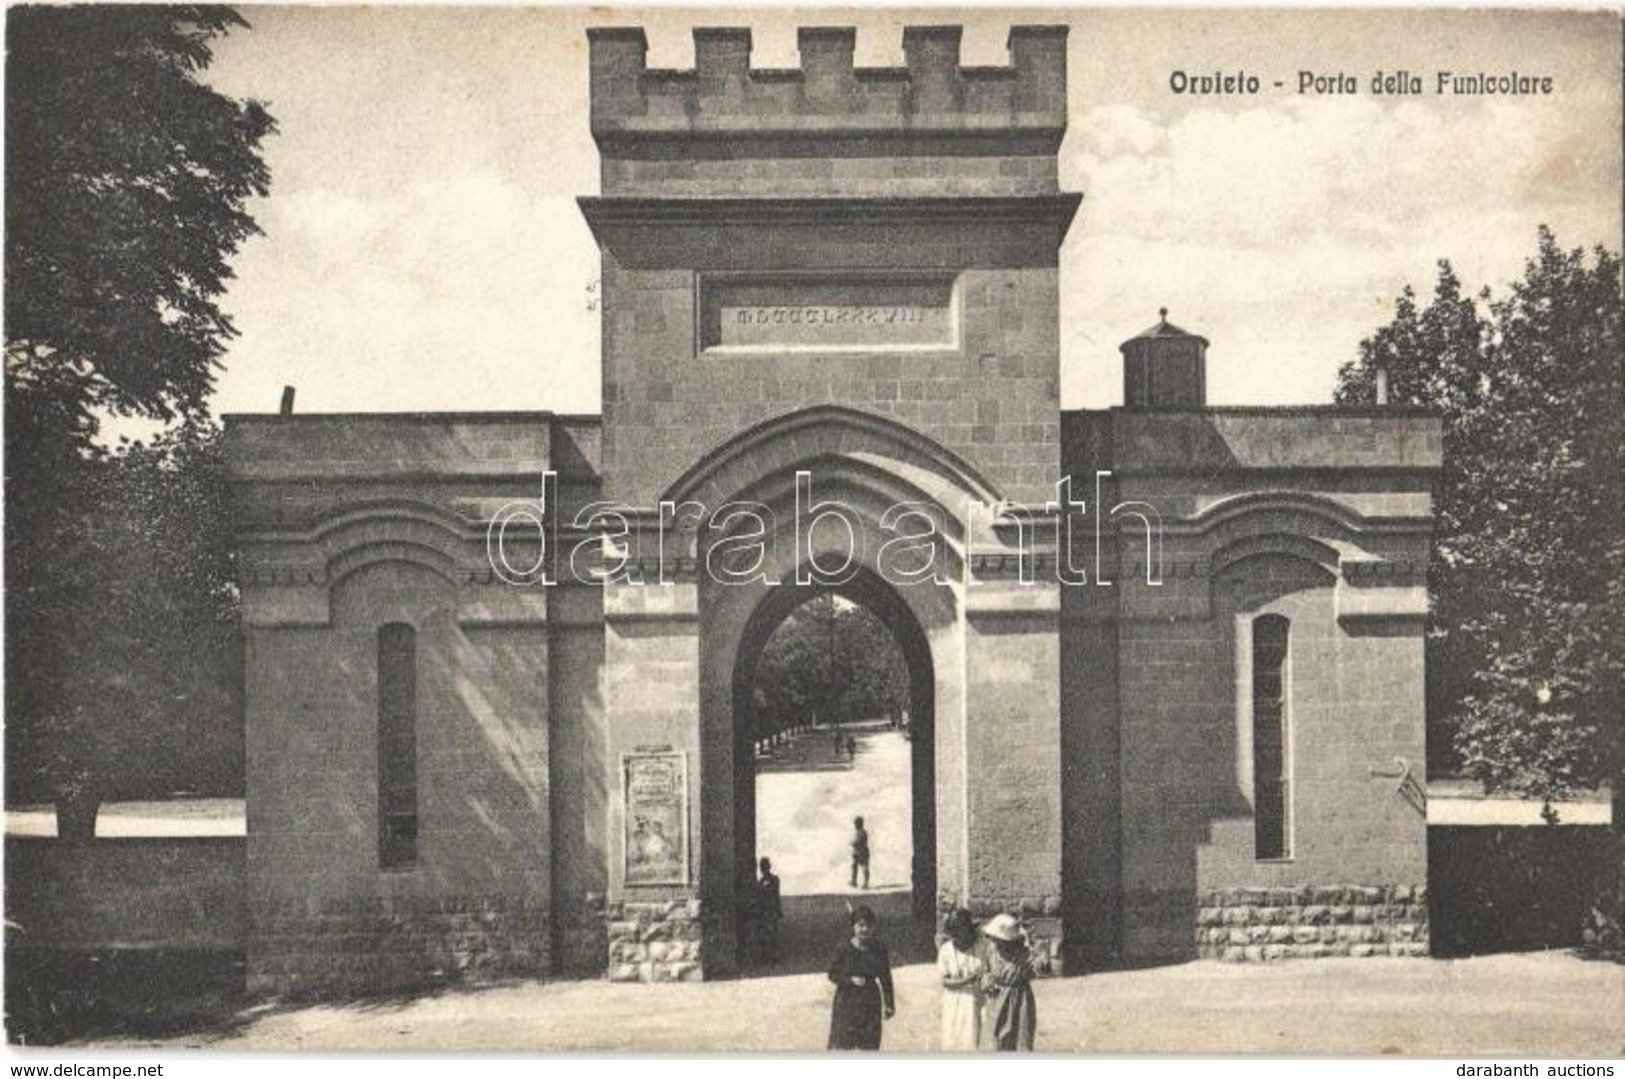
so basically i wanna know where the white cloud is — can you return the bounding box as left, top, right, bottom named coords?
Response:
left=1063, top=90, right=1621, bottom=407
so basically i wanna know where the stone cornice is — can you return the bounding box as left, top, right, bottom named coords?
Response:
left=578, top=194, right=1082, bottom=232
left=593, top=129, right=1067, bottom=158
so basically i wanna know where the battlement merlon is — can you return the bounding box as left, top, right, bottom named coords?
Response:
left=587, top=25, right=1068, bottom=150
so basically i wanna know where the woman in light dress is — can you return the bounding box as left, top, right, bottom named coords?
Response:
left=936, top=907, right=987, bottom=1051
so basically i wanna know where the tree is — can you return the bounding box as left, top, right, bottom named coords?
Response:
left=18, top=425, right=244, bottom=805
left=5, top=6, right=271, bottom=811
left=751, top=597, right=911, bottom=738
left=5, top=6, right=273, bottom=442
left=1335, top=228, right=1623, bottom=809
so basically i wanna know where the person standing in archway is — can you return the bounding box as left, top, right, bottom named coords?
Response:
left=754, top=856, right=782, bottom=965
left=827, top=905, right=894, bottom=1050
left=849, top=815, right=870, bottom=889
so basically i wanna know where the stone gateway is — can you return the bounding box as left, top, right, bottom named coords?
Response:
left=224, top=25, right=1439, bottom=994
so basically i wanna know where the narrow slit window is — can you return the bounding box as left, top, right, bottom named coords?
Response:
left=1251, top=614, right=1290, bottom=859
left=378, top=623, right=418, bottom=869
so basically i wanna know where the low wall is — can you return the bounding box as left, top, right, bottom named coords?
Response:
left=1195, top=884, right=1430, bottom=961
left=1429, top=825, right=1619, bottom=957
left=4, top=836, right=246, bottom=951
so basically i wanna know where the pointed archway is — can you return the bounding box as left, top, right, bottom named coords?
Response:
left=729, top=566, right=938, bottom=973
left=680, top=406, right=982, bottom=976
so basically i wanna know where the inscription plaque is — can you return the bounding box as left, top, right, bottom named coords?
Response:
left=700, top=275, right=958, bottom=353
left=622, top=750, right=688, bottom=886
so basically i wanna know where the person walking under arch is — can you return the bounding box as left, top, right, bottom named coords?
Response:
left=849, top=816, right=870, bottom=889
left=827, top=905, right=894, bottom=1050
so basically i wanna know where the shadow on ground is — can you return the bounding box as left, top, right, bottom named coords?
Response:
left=741, top=891, right=936, bottom=978
left=4, top=948, right=551, bottom=1047
left=4, top=950, right=253, bottom=1046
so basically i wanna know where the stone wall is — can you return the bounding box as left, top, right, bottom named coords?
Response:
left=4, top=837, right=245, bottom=952
left=251, top=895, right=549, bottom=996
left=605, top=899, right=706, bottom=982
left=585, top=208, right=1072, bottom=509
left=589, top=26, right=1068, bottom=199
left=1195, top=885, right=1430, bottom=960
left=1430, top=825, right=1618, bottom=957
left=224, top=412, right=599, bottom=995
left=584, top=26, right=1076, bottom=510
left=1060, top=407, right=1440, bottom=968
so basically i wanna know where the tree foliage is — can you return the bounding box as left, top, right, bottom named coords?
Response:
left=12, top=425, right=244, bottom=801
left=750, top=596, right=911, bottom=737
left=5, top=6, right=270, bottom=800
left=5, top=6, right=272, bottom=443
left=1335, top=228, right=1623, bottom=805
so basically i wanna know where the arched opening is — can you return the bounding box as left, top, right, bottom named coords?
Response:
left=729, top=567, right=937, bottom=974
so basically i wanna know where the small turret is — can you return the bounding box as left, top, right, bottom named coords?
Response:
left=1120, top=308, right=1208, bottom=409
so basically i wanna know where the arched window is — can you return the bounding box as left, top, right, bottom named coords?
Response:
left=1251, top=614, right=1290, bottom=859
left=377, top=623, right=418, bottom=869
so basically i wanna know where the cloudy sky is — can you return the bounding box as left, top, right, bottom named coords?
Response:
left=201, top=6, right=1621, bottom=416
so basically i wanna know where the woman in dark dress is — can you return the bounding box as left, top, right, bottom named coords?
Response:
left=827, top=905, right=895, bottom=1050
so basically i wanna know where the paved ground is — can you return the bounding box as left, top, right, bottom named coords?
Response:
left=755, top=720, right=912, bottom=896
left=79, top=952, right=1622, bottom=1054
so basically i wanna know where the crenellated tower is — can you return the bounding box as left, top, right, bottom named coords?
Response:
left=581, top=25, right=1080, bottom=507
